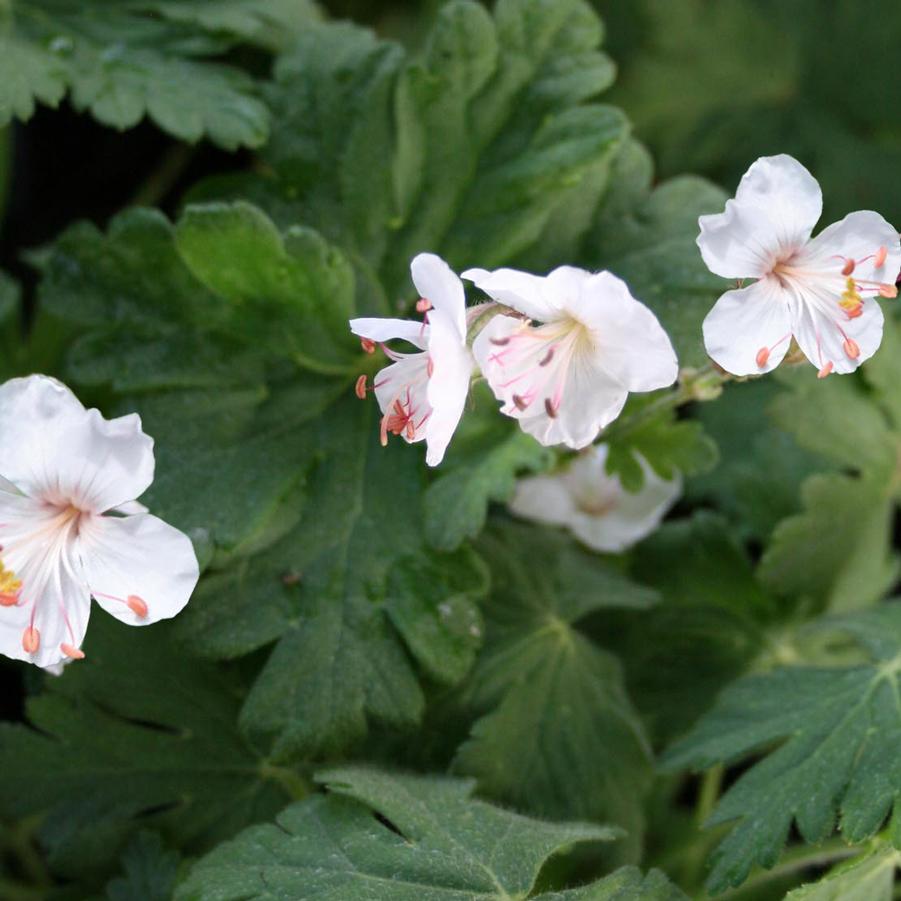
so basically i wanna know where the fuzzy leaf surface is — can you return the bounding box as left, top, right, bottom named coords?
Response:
left=176, top=766, right=679, bottom=900
left=0, top=617, right=290, bottom=880
left=587, top=139, right=728, bottom=368
left=455, top=522, right=657, bottom=861
left=0, top=0, right=272, bottom=147
left=663, top=603, right=901, bottom=893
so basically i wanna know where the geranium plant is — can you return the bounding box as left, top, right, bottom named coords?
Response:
left=1, top=2, right=900, bottom=899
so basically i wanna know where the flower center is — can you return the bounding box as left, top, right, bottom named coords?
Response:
left=487, top=315, right=592, bottom=418
left=758, top=245, right=896, bottom=375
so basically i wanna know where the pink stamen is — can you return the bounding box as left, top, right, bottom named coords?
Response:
left=416, top=298, right=432, bottom=313
left=843, top=338, right=860, bottom=360
left=842, top=259, right=856, bottom=276
left=360, top=338, right=376, bottom=354
left=60, top=643, right=84, bottom=660
left=354, top=375, right=368, bottom=400
left=818, top=361, right=834, bottom=379
left=874, top=246, right=888, bottom=268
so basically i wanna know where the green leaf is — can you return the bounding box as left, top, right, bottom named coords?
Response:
left=175, top=765, right=641, bottom=900
left=454, top=521, right=657, bottom=862
left=862, top=314, right=901, bottom=431
left=0, top=1, right=270, bottom=148
left=0, top=616, right=291, bottom=881
left=759, top=471, right=899, bottom=613
left=105, top=832, right=180, bottom=901
left=425, top=390, right=553, bottom=551
left=785, top=844, right=899, bottom=901
left=130, top=0, right=320, bottom=52
left=587, top=138, right=728, bottom=368
left=770, top=367, right=897, bottom=476
left=176, top=399, right=489, bottom=760
left=199, top=0, right=628, bottom=297
left=687, top=379, right=833, bottom=541
left=662, top=602, right=901, bottom=893
left=597, top=512, right=776, bottom=744
left=175, top=202, right=357, bottom=374
left=602, top=392, right=719, bottom=492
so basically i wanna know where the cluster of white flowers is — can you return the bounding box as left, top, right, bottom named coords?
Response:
left=1, top=154, right=898, bottom=669
left=352, top=155, right=900, bottom=551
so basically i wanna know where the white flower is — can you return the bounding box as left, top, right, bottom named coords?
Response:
left=509, top=445, right=681, bottom=553
left=465, top=266, right=678, bottom=449
left=350, top=253, right=473, bottom=467
left=698, top=154, right=901, bottom=377
left=0, top=375, right=200, bottom=669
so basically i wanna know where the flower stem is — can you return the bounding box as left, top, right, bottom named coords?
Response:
left=600, top=362, right=730, bottom=446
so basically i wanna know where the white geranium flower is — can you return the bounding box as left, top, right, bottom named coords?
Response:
left=465, top=266, right=678, bottom=449
left=698, top=154, right=901, bottom=377
left=350, top=253, right=473, bottom=467
left=509, top=444, right=681, bottom=553
left=0, top=375, right=200, bottom=669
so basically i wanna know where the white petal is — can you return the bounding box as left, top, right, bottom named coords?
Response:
left=350, top=317, right=428, bottom=350
left=410, top=253, right=466, bottom=339
left=0, top=486, right=91, bottom=667
left=80, top=513, right=199, bottom=626
left=424, top=309, right=472, bottom=467
left=371, top=353, right=431, bottom=446
left=702, top=279, right=793, bottom=376
left=462, top=266, right=562, bottom=321
left=564, top=271, right=679, bottom=392
left=509, top=473, right=576, bottom=527
left=800, top=210, right=901, bottom=288
left=0, top=375, right=154, bottom=512
left=791, top=293, right=884, bottom=375
left=472, top=315, right=629, bottom=449
left=518, top=362, right=628, bottom=449
left=697, top=154, right=823, bottom=279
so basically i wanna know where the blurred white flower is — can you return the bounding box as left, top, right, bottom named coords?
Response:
left=466, top=266, right=678, bottom=449
left=351, top=253, right=473, bottom=467
left=698, top=153, right=901, bottom=378
left=509, top=445, right=681, bottom=553
left=0, top=375, right=199, bottom=669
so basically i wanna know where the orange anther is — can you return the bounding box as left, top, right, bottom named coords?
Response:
left=127, top=595, right=148, bottom=618
left=405, top=419, right=416, bottom=440
left=360, top=338, right=376, bottom=354
left=874, top=246, right=888, bottom=268
left=843, top=338, right=860, bottom=360
left=879, top=284, right=898, bottom=298
left=22, top=627, right=40, bottom=654
left=0, top=592, right=19, bottom=607
left=755, top=347, right=770, bottom=368
left=379, top=416, right=389, bottom=447
left=841, top=259, right=856, bottom=276
left=354, top=374, right=368, bottom=399
left=60, top=643, right=85, bottom=660
left=817, top=361, right=834, bottom=379
left=845, top=304, right=863, bottom=319
left=416, top=298, right=432, bottom=313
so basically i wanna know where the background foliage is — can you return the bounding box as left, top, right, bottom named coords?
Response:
left=1, top=1, right=900, bottom=899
